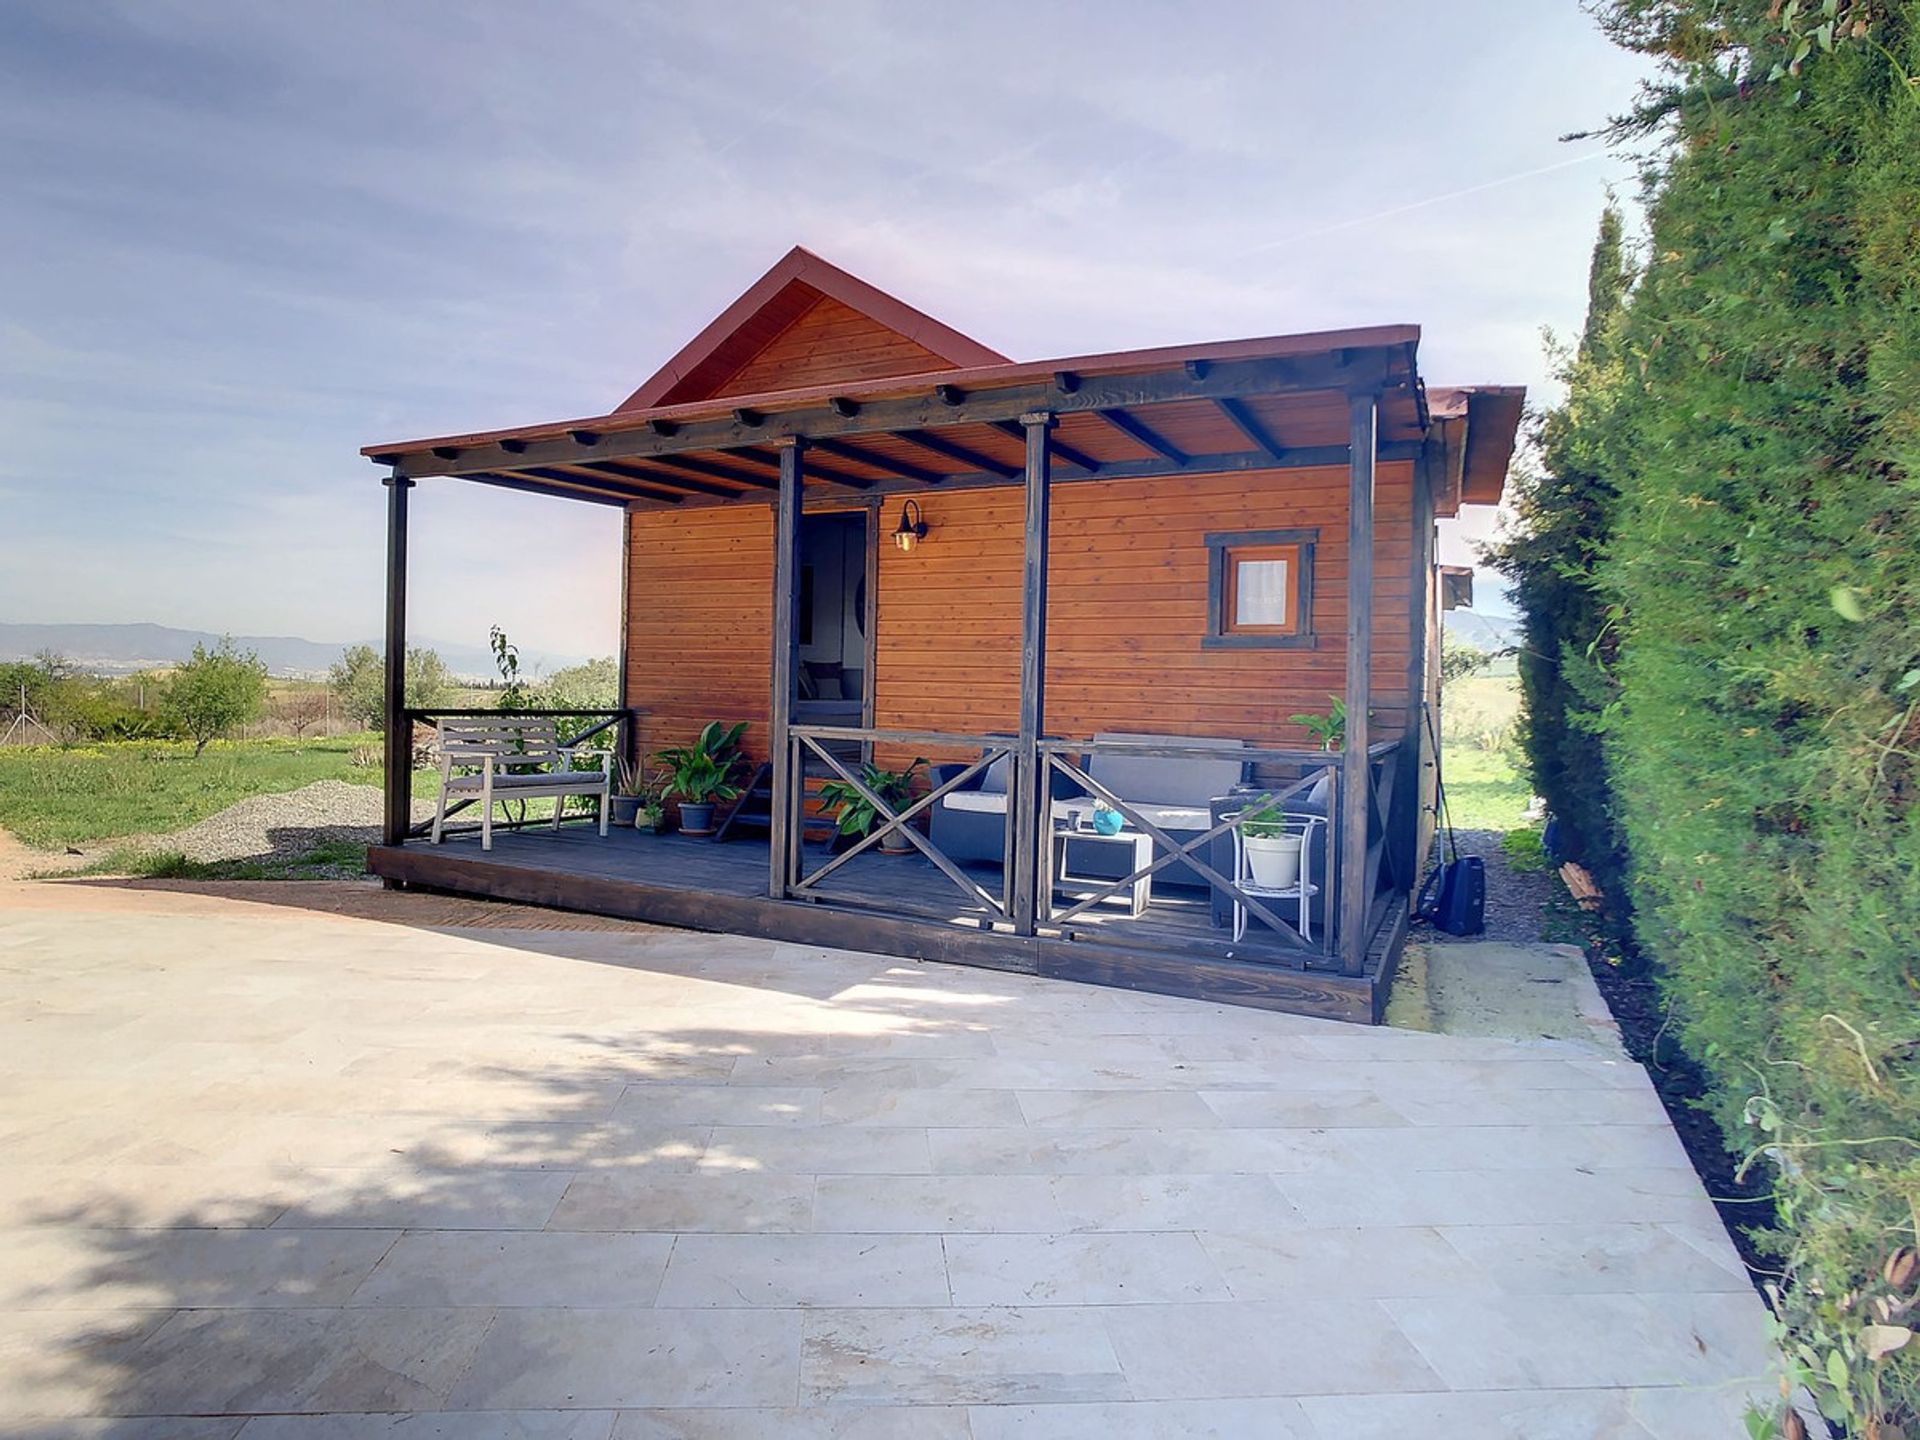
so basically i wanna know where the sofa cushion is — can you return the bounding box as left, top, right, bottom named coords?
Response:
left=942, top=790, right=1008, bottom=816
left=1087, top=732, right=1244, bottom=807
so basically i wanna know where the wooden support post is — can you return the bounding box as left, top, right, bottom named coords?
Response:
left=381, top=474, right=414, bottom=853
left=1339, top=393, right=1377, bottom=975
left=1010, top=412, right=1054, bottom=936
left=768, top=439, right=805, bottom=899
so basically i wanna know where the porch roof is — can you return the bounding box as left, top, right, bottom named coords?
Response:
left=361, top=250, right=1520, bottom=514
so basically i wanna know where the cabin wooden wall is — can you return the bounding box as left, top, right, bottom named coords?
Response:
left=624, top=502, right=773, bottom=764
left=624, top=460, right=1418, bottom=766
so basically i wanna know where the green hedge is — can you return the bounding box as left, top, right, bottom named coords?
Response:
left=1508, top=5, right=1920, bottom=1431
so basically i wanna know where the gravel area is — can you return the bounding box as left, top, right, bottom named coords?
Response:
left=159, top=779, right=412, bottom=864
left=1413, top=825, right=1556, bottom=946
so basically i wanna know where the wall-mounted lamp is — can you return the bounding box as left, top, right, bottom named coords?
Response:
left=892, top=499, right=929, bottom=554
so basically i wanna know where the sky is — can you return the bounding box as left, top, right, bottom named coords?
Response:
left=0, top=1, right=1654, bottom=666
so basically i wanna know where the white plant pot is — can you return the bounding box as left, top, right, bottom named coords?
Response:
left=1244, top=833, right=1302, bottom=890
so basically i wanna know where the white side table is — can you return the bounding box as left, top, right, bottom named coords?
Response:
left=1053, top=825, right=1155, bottom=918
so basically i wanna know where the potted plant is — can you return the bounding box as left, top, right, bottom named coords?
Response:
left=652, top=721, right=749, bottom=837
left=610, top=758, right=646, bottom=828
left=818, top=759, right=926, bottom=854
left=1287, top=697, right=1347, bottom=752
left=639, top=786, right=669, bottom=834
left=1238, top=802, right=1303, bottom=889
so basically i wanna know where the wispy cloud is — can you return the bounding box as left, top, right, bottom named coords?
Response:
left=0, top=0, right=1651, bottom=652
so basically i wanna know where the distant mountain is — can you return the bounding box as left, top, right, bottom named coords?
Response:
left=0, top=622, right=588, bottom=680
left=1444, top=609, right=1519, bottom=654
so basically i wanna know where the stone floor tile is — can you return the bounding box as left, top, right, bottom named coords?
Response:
left=1102, top=1300, right=1443, bottom=1399
left=1385, top=1291, right=1775, bottom=1390
left=927, top=1127, right=1319, bottom=1177
left=120, top=1306, right=496, bottom=1415
left=811, top=1175, right=1061, bottom=1234
left=1436, top=1222, right=1756, bottom=1295
left=1197, top=1225, right=1485, bottom=1300
left=655, top=1233, right=949, bottom=1308
left=700, top=1127, right=930, bottom=1176
left=945, top=1231, right=1232, bottom=1305
left=281, top=1168, right=577, bottom=1231
left=1196, top=1089, right=1410, bottom=1129
left=1330, top=1122, right=1694, bottom=1173
left=0, top=1227, right=397, bottom=1310
left=447, top=1308, right=802, bottom=1410
left=1296, top=1387, right=1655, bottom=1438
left=0, top=1420, right=245, bottom=1439
left=611, top=1086, right=823, bottom=1127
left=1047, top=1174, right=1298, bottom=1233
left=238, top=1413, right=618, bottom=1439
left=350, top=1230, right=674, bottom=1307
left=1276, top=1164, right=1724, bottom=1229
left=967, top=1398, right=1318, bottom=1439
left=800, top=1306, right=1127, bottom=1404
left=547, top=1173, right=815, bottom=1234
left=0, top=1309, right=177, bottom=1421
left=1013, top=1090, right=1221, bottom=1130
left=819, top=1086, right=1024, bottom=1128
left=1627, top=1381, right=1781, bottom=1439
left=611, top=1406, right=970, bottom=1438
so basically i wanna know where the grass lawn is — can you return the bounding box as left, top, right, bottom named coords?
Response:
left=0, top=734, right=434, bottom=849
left=1438, top=673, right=1533, bottom=832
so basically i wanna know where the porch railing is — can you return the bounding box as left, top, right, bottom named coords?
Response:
left=770, top=723, right=1409, bottom=975
left=784, top=724, right=1013, bottom=927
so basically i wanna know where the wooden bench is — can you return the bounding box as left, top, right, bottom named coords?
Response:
left=430, top=717, right=611, bottom=851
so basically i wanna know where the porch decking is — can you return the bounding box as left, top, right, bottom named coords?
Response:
left=369, top=825, right=1404, bottom=1024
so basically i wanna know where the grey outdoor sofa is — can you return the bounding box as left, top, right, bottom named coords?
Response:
left=930, top=732, right=1249, bottom=890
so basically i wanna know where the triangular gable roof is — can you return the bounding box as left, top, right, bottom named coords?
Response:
left=615, top=246, right=1010, bottom=411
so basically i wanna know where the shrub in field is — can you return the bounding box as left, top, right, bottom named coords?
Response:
left=162, top=639, right=267, bottom=758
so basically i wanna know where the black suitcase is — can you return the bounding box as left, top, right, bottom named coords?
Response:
left=1418, top=856, right=1486, bottom=936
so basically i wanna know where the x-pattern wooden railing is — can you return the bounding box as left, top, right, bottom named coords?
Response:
left=788, top=727, right=1013, bottom=921
left=1039, top=752, right=1332, bottom=951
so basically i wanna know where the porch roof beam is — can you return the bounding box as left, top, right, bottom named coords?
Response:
left=725, top=446, right=880, bottom=491
left=380, top=349, right=1399, bottom=481
left=895, top=428, right=1020, bottom=479
left=1213, top=397, right=1286, bottom=461
left=463, top=471, right=648, bottom=509
left=1096, top=407, right=1187, bottom=465
left=620, top=453, right=778, bottom=492
left=810, top=436, right=947, bottom=486
left=587, top=458, right=755, bottom=499
left=988, top=420, right=1100, bottom=474
left=521, top=465, right=689, bottom=504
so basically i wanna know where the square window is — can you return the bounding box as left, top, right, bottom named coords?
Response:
left=1205, top=530, right=1316, bottom=649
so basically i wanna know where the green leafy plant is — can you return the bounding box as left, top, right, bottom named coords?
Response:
left=1288, top=696, right=1347, bottom=751
left=1500, top=827, right=1548, bottom=873
left=818, top=759, right=926, bottom=840
left=1237, top=801, right=1286, bottom=839
left=651, top=721, right=749, bottom=806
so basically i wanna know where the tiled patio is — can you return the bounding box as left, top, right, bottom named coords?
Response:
left=0, top=880, right=1774, bottom=1437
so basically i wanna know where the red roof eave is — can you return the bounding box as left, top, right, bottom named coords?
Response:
left=361, top=324, right=1424, bottom=461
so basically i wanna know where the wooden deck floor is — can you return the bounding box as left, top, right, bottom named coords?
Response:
left=367, top=822, right=1402, bottom=1024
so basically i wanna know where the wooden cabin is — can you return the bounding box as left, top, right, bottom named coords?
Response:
left=362, top=247, right=1521, bottom=1022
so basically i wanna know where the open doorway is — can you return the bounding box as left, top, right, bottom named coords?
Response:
left=795, top=509, right=872, bottom=731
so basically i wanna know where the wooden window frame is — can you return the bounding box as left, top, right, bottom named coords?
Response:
left=1203, top=527, right=1317, bottom=650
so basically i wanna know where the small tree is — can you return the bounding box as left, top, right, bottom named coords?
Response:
left=329, top=645, right=383, bottom=730
left=1439, top=633, right=1493, bottom=685
left=163, top=638, right=268, bottom=757
left=329, top=644, right=451, bottom=732
left=271, top=688, right=329, bottom=738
